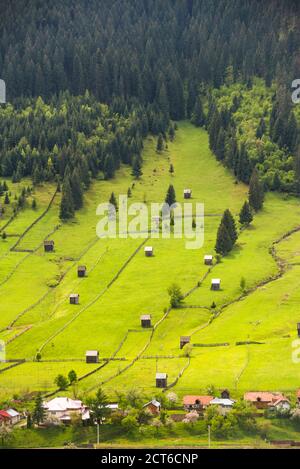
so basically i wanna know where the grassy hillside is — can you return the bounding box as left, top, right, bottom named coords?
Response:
left=1, top=122, right=300, bottom=401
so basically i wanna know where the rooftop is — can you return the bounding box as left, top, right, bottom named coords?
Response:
left=156, top=373, right=167, bottom=379
left=183, top=395, right=213, bottom=406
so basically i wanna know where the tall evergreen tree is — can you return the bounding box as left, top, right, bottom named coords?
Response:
left=165, top=184, right=176, bottom=206
left=60, top=177, right=75, bottom=220
left=239, top=201, right=253, bottom=226
left=215, top=223, right=233, bottom=255
left=249, top=168, right=264, bottom=211
left=32, top=393, right=46, bottom=425
left=221, top=209, right=238, bottom=244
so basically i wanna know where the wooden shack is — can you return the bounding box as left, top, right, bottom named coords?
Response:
left=85, top=350, right=99, bottom=364
left=70, top=293, right=80, bottom=305
left=44, top=240, right=54, bottom=252
left=141, top=314, right=152, bottom=328
left=144, top=246, right=154, bottom=257
left=156, top=372, right=168, bottom=388
left=204, top=255, right=213, bottom=266
left=180, top=336, right=191, bottom=349
left=211, top=279, right=221, bottom=291
left=297, top=323, right=300, bottom=337
left=78, top=266, right=87, bottom=278
left=183, top=189, right=192, bottom=199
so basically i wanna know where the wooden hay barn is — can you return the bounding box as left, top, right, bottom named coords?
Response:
left=140, top=314, right=152, bottom=328
left=156, top=372, right=168, bottom=388
left=297, top=323, right=300, bottom=337
left=78, top=266, right=87, bottom=278
left=204, top=255, right=213, bottom=265
left=85, top=350, right=99, bottom=364
left=44, top=240, right=54, bottom=252
left=144, top=246, right=154, bottom=257
left=180, top=336, right=191, bottom=349
left=211, top=278, right=221, bottom=291
left=70, top=293, right=80, bottom=305
left=183, top=189, right=192, bottom=199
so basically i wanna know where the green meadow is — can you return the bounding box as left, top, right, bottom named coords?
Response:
left=1, top=122, right=300, bottom=401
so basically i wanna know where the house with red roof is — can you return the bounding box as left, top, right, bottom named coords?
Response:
left=0, top=408, right=20, bottom=426
left=183, top=395, right=213, bottom=412
left=244, top=392, right=290, bottom=410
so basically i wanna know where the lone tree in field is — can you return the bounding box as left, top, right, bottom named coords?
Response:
left=168, top=283, right=184, bottom=308
left=32, top=393, right=46, bottom=425
left=239, top=201, right=253, bottom=226
left=221, top=209, right=238, bottom=244
left=249, top=168, right=264, bottom=211
left=165, top=184, right=176, bottom=206
left=215, top=222, right=233, bottom=255
left=60, top=177, right=74, bottom=220
left=4, top=193, right=9, bottom=204
left=68, top=370, right=78, bottom=385
left=109, top=192, right=118, bottom=211
left=156, top=133, right=164, bottom=152
left=169, top=163, right=174, bottom=175
left=54, top=374, right=69, bottom=390
left=131, top=157, right=143, bottom=179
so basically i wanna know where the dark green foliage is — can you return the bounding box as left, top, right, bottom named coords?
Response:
left=221, top=209, right=238, bottom=245
left=68, top=370, right=78, bottom=384
left=169, top=164, right=174, bottom=174
left=31, top=198, right=37, bottom=209
left=191, top=97, right=205, bottom=127
left=249, top=168, right=264, bottom=211
left=256, top=118, right=266, bottom=139
left=156, top=134, right=164, bottom=152
left=109, top=192, right=118, bottom=211
left=70, top=167, right=83, bottom=210
left=239, top=201, right=253, bottom=226
left=165, top=184, right=176, bottom=206
left=32, top=393, right=46, bottom=425
left=4, top=193, right=9, bottom=204
left=59, top=177, right=74, bottom=220
left=87, top=388, right=111, bottom=424
left=215, top=222, right=233, bottom=256
left=168, top=284, right=184, bottom=308
left=54, top=374, right=69, bottom=390
left=131, top=157, right=143, bottom=179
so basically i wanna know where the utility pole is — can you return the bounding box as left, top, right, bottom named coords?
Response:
left=208, top=425, right=211, bottom=449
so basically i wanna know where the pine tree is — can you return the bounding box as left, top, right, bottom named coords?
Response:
left=249, top=168, right=264, bottom=211
left=59, top=177, right=74, bottom=220
left=156, top=134, right=164, bottom=152
left=169, top=164, right=174, bottom=175
left=70, top=167, right=83, bottom=210
left=191, top=96, right=205, bottom=127
left=215, top=223, right=233, bottom=255
left=239, top=201, right=253, bottom=226
left=32, top=393, right=46, bottom=425
left=221, top=209, right=238, bottom=244
left=4, top=193, right=9, bottom=204
left=256, top=118, right=266, bottom=139
left=131, top=157, right=143, bottom=179
left=104, top=154, right=115, bottom=180
left=165, top=184, right=176, bottom=206
left=109, top=192, right=118, bottom=211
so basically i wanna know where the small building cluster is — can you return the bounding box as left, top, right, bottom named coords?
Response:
left=43, top=397, right=90, bottom=425
left=244, top=392, right=291, bottom=411
left=183, top=390, right=234, bottom=415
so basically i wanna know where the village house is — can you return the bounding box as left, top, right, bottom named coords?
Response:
left=180, top=336, right=191, bottom=349
left=44, top=240, right=54, bottom=252
left=78, top=265, right=87, bottom=278
left=85, top=350, right=99, bottom=364
left=144, top=246, right=154, bottom=257
left=156, top=372, right=167, bottom=388
left=0, top=408, right=20, bottom=426
left=183, top=395, right=213, bottom=412
left=183, top=189, right=192, bottom=199
left=70, top=293, right=80, bottom=305
left=210, top=398, right=235, bottom=414
left=140, top=314, right=152, bottom=328
left=143, top=399, right=161, bottom=415
left=211, top=278, right=221, bottom=291
left=204, top=255, right=213, bottom=266
left=244, top=392, right=289, bottom=410
left=43, top=397, right=90, bottom=425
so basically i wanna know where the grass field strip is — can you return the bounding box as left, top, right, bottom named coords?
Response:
left=38, top=237, right=149, bottom=354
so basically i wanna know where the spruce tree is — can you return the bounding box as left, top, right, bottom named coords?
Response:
left=249, top=168, right=264, bottom=211
left=32, top=393, right=46, bottom=425
left=59, top=177, right=74, bottom=220
left=191, top=96, right=205, bottom=127
left=70, top=167, right=83, bottom=210
left=215, top=223, right=233, bottom=255
left=109, top=192, right=118, bottom=211
left=131, top=157, right=143, bottom=179
left=221, top=209, right=238, bottom=244
left=239, top=201, right=253, bottom=226
left=4, top=193, right=9, bottom=204
left=165, top=184, right=176, bottom=206
left=156, top=134, right=164, bottom=152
